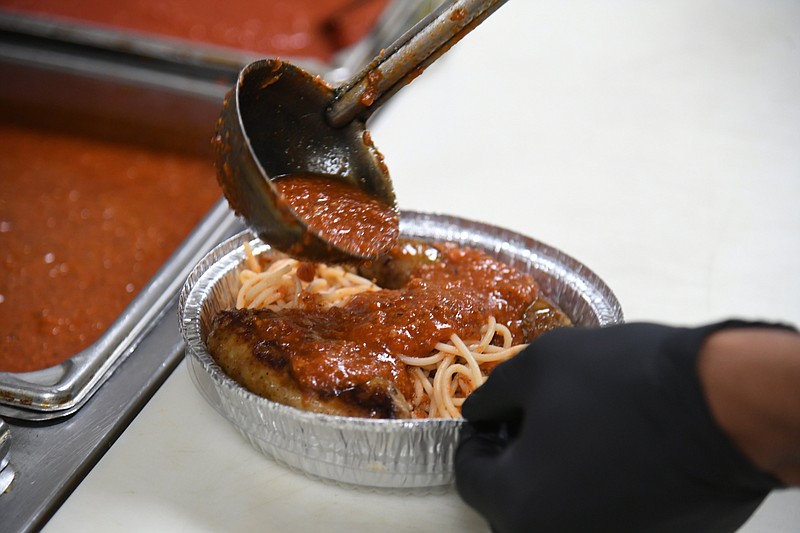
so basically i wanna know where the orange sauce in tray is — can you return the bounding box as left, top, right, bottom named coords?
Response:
left=2, top=0, right=390, bottom=62
left=0, top=123, right=221, bottom=373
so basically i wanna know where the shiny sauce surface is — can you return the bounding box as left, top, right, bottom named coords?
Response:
left=0, top=123, right=220, bottom=373
left=275, top=174, right=398, bottom=258
left=250, top=242, right=539, bottom=400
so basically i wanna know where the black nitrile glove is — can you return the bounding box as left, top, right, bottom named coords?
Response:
left=455, top=321, right=784, bottom=533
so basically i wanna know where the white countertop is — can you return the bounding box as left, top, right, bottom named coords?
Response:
left=45, top=1, right=800, bottom=531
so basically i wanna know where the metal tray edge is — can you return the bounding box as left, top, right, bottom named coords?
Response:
left=0, top=200, right=241, bottom=420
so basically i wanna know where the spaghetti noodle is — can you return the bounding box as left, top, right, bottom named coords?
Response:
left=400, top=317, right=528, bottom=419
left=235, top=244, right=529, bottom=419
left=237, top=242, right=380, bottom=310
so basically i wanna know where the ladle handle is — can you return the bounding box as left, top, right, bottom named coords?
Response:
left=326, top=0, right=508, bottom=128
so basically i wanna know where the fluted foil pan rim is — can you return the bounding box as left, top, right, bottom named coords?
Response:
left=178, top=211, right=624, bottom=489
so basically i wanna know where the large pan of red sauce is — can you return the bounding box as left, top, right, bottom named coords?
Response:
left=0, top=122, right=222, bottom=373
left=0, top=0, right=393, bottom=374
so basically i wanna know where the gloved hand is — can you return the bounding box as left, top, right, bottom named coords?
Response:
left=455, top=321, right=785, bottom=533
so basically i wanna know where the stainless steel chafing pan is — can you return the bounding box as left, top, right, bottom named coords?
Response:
left=0, top=0, right=437, bottom=421
left=0, top=58, right=238, bottom=420
left=0, top=0, right=441, bottom=93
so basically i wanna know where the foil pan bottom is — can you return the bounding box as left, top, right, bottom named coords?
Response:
left=179, top=211, right=624, bottom=489
left=186, top=352, right=462, bottom=489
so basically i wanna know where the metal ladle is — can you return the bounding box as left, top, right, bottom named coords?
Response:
left=214, top=0, right=508, bottom=262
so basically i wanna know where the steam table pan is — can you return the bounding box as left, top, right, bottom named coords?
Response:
left=0, top=56, right=235, bottom=421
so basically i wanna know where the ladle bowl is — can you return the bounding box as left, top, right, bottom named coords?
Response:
left=213, top=59, right=394, bottom=262
left=214, top=0, right=508, bottom=262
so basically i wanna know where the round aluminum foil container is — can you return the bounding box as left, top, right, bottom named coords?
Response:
left=178, top=211, right=624, bottom=489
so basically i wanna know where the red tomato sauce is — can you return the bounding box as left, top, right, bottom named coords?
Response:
left=275, top=174, right=398, bottom=259
left=239, top=242, right=540, bottom=402
left=0, top=123, right=221, bottom=373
